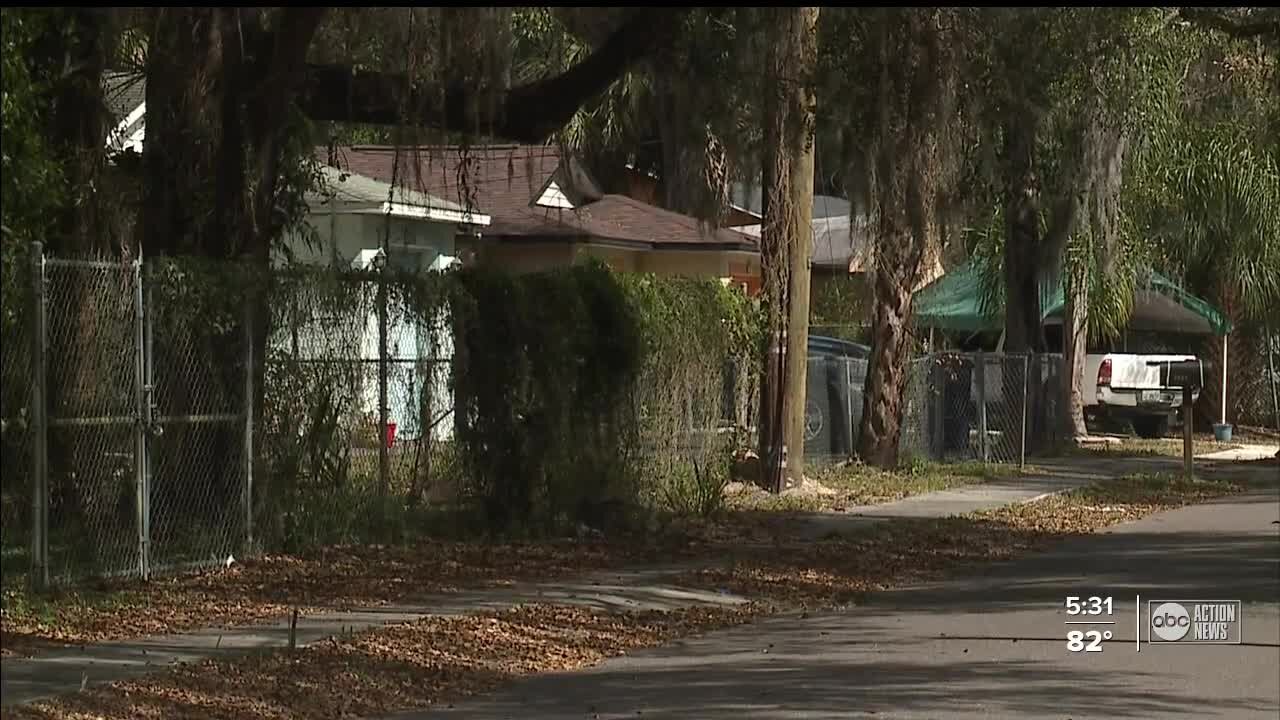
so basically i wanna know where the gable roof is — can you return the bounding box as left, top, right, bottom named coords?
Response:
left=321, top=145, right=598, bottom=222
left=310, top=165, right=491, bottom=226
left=566, top=195, right=756, bottom=250
left=323, top=145, right=756, bottom=252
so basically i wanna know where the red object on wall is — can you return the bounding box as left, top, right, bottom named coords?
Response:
left=385, top=422, right=398, bottom=448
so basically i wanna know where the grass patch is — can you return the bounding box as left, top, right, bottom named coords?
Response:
left=1069, top=436, right=1240, bottom=459
left=977, top=473, right=1242, bottom=534
left=674, top=470, right=1249, bottom=609
left=726, top=460, right=1026, bottom=513
left=820, top=460, right=1021, bottom=503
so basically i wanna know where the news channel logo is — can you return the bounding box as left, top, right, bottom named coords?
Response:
left=1148, top=600, right=1242, bottom=644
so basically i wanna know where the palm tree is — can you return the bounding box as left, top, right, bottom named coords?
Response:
left=1144, top=127, right=1280, bottom=428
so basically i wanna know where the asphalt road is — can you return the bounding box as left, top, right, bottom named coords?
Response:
left=401, top=486, right=1280, bottom=720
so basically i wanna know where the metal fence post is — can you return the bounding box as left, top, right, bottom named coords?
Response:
left=29, top=242, right=48, bottom=591
left=1020, top=354, right=1029, bottom=470
left=936, top=358, right=947, bottom=458
left=243, top=298, right=255, bottom=553
left=143, top=260, right=155, bottom=575
left=1268, top=324, right=1279, bottom=434
left=377, top=266, right=390, bottom=499
left=976, top=351, right=989, bottom=463
left=845, top=357, right=855, bottom=456
left=132, top=257, right=150, bottom=580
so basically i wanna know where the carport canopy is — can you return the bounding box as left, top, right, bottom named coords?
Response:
left=912, top=260, right=1232, bottom=337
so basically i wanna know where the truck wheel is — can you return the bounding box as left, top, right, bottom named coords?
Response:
left=1132, top=415, right=1170, bottom=439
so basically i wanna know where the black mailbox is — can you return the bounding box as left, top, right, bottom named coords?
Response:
left=1146, top=360, right=1206, bottom=391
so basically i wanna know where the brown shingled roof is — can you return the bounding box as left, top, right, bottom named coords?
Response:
left=319, top=145, right=757, bottom=251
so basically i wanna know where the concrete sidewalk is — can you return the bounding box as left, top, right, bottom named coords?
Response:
left=1199, top=443, right=1280, bottom=462
left=0, top=565, right=748, bottom=707
left=791, top=456, right=1135, bottom=540
left=0, top=454, right=1234, bottom=708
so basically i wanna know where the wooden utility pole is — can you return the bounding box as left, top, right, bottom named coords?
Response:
left=758, top=6, right=819, bottom=492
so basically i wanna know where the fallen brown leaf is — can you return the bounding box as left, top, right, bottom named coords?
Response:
left=3, top=603, right=765, bottom=720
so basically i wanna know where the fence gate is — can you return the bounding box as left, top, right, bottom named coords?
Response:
left=37, top=254, right=145, bottom=585
left=25, top=246, right=252, bottom=588
left=145, top=258, right=251, bottom=577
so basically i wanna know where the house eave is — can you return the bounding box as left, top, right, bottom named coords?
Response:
left=310, top=199, right=491, bottom=226
left=469, top=233, right=754, bottom=254
left=378, top=201, right=491, bottom=227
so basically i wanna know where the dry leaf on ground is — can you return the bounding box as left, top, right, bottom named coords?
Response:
left=3, top=603, right=764, bottom=720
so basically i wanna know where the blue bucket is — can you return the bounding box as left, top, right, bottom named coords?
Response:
left=1212, top=423, right=1233, bottom=443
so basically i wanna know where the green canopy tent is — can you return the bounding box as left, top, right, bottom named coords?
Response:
left=913, top=260, right=1234, bottom=423
left=912, top=260, right=1231, bottom=336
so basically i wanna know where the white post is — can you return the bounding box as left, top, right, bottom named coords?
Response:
left=1220, top=334, right=1228, bottom=426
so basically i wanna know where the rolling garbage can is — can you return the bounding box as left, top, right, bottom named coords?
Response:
left=805, top=336, right=871, bottom=460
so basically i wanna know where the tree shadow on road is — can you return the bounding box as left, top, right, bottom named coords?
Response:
left=424, top=625, right=1277, bottom=719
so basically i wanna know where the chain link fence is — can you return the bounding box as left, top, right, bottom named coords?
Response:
left=0, top=245, right=35, bottom=582
left=2, top=247, right=459, bottom=587
left=42, top=257, right=144, bottom=583
left=1, top=247, right=255, bottom=588
left=147, top=258, right=250, bottom=575
left=258, top=266, right=454, bottom=550
left=1, top=238, right=1097, bottom=588
left=804, top=350, right=1067, bottom=468
left=1235, top=328, right=1280, bottom=432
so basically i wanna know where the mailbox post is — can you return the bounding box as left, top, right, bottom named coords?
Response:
left=1148, top=360, right=1206, bottom=478
left=1182, top=385, right=1194, bottom=477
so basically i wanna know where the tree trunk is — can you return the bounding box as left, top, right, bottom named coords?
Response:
left=137, top=8, right=325, bottom=556
left=1002, top=109, right=1044, bottom=355
left=35, top=8, right=120, bottom=568
left=1063, top=273, right=1089, bottom=438
left=858, top=231, right=920, bottom=467
left=783, top=94, right=816, bottom=489
left=854, top=8, right=954, bottom=468
left=41, top=8, right=113, bottom=255
left=656, top=78, right=699, bottom=217
left=756, top=7, right=819, bottom=492
left=142, top=8, right=226, bottom=257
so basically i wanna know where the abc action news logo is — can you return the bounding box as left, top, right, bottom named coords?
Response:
left=1149, top=600, right=1243, bottom=644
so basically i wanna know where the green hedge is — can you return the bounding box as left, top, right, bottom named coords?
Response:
left=450, top=262, right=644, bottom=535
left=450, top=263, right=762, bottom=535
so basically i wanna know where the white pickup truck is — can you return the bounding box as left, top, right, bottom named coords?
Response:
left=1082, top=353, right=1203, bottom=438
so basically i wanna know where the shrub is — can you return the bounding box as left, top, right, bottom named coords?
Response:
left=450, top=261, right=643, bottom=536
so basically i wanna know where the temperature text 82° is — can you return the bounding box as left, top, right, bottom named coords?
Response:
left=1067, top=629, right=1112, bottom=652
